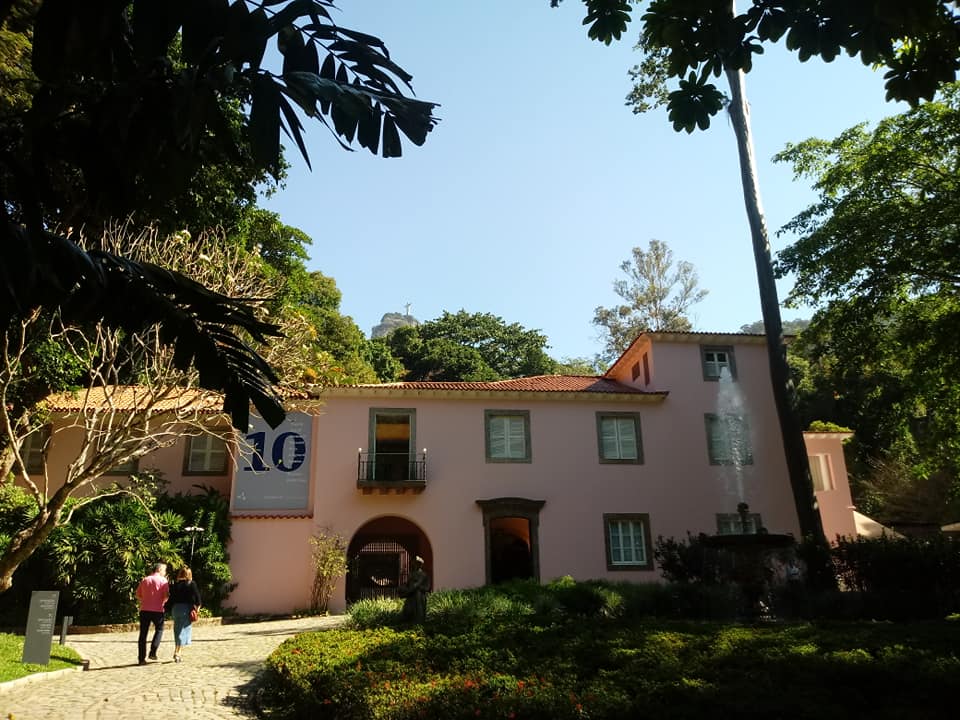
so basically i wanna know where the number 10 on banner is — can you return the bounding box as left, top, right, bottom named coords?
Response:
left=242, top=430, right=307, bottom=473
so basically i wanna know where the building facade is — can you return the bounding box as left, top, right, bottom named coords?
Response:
left=226, top=332, right=857, bottom=614
left=21, top=332, right=858, bottom=615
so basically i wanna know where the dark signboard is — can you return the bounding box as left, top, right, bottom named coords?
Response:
left=22, top=590, right=59, bottom=665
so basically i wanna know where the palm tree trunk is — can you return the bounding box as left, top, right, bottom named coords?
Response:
left=723, top=63, right=828, bottom=551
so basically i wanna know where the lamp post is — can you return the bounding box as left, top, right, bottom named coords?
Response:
left=185, top=526, right=205, bottom=565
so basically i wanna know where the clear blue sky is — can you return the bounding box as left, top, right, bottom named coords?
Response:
left=262, top=1, right=907, bottom=362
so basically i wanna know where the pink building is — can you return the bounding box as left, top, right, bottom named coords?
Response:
left=23, top=332, right=859, bottom=615
left=226, top=332, right=857, bottom=614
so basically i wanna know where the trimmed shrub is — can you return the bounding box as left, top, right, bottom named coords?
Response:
left=262, top=589, right=960, bottom=720
left=830, top=534, right=960, bottom=620
left=349, top=597, right=404, bottom=630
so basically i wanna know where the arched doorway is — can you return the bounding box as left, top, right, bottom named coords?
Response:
left=476, top=497, right=544, bottom=585
left=346, top=516, right=432, bottom=604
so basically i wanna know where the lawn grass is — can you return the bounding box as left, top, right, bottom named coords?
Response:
left=260, top=582, right=960, bottom=719
left=0, top=633, right=84, bottom=683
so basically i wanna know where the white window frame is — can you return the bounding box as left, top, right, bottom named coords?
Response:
left=701, top=345, right=736, bottom=381
left=808, top=454, right=834, bottom=492
left=604, top=514, right=653, bottom=570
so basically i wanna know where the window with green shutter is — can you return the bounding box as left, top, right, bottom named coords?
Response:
left=704, top=413, right=753, bottom=466
left=484, top=410, right=531, bottom=462
left=596, top=412, right=643, bottom=464
left=21, top=426, right=50, bottom=474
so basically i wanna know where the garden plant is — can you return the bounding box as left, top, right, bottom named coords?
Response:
left=259, top=572, right=960, bottom=719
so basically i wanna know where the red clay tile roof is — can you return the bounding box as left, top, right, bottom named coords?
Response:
left=345, top=375, right=661, bottom=395
left=43, top=385, right=309, bottom=413
left=44, top=386, right=225, bottom=414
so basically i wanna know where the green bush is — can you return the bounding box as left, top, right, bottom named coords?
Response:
left=830, top=534, right=960, bottom=619
left=0, top=483, right=235, bottom=625
left=348, top=597, right=404, bottom=630
left=653, top=533, right=713, bottom=584
left=47, top=494, right=181, bottom=623
left=157, top=484, right=236, bottom=615
left=263, top=584, right=960, bottom=719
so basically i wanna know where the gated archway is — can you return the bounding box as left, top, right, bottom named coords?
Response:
left=346, top=516, right=432, bottom=604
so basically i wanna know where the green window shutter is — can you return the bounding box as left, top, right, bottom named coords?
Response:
left=615, top=417, right=637, bottom=459
left=598, top=414, right=641, bottom=463
left=609, top=522, right=622, bottom=563
left=489, top=416, right=507, bottom=457
left=706, top=416, right=726, bottom=463
left=506, top=416, right=526, bottom=458
left=600, top=418, right=618, bottom=458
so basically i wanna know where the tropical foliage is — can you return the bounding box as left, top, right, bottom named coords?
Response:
left=0, top=225, right=307, bottom=594
left=0, top=0, right=438, bottom=431
left=0, top=480, right=235, bottom=625
left=776, top=86, right=960, bottom=526
left=309, top=528, right=348, bottom=614
left=557, top=1, right=960, bottom=130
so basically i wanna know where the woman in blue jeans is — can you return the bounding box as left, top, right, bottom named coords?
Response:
left=168, top=566, right=202, bottom=663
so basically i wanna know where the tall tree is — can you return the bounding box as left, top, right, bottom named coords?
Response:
left=774, top=89, right=960, bottom=525
left=593, top=240, right=707, bottom=361
left=0, top=1, right=438, bottom=430
left=555, top=0, right=960, bottom=549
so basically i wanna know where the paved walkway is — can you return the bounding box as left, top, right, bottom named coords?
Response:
left=0, top=615, right=348, bottom=719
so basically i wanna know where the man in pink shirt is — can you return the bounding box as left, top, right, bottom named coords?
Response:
left=136, top=562, right=169, bottom=664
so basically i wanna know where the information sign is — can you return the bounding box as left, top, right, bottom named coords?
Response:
left=22, top=590, right=59, bottom=665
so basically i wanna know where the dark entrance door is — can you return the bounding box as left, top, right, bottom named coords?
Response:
left=373, top=411, right=412, bottom=481
left=476, top=497, right=545, bottom=585
left=489, top=516, right=533, bottom=583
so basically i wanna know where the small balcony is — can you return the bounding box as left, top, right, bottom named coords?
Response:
left=357, top=452, right=427, bottom=494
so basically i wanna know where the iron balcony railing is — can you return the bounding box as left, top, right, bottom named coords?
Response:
left=357, top=452, right=427, bottom=484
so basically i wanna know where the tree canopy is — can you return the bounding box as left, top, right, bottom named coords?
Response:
left=558, top=0, right=960, bottom=132
left=381, top=311, right=558, bottom=382
left=593, top=240, right=707, bottom=361
left=0, top=1, right=438, bottom=429
left=775, top=83, right=960, bottom=306
left=774, top=88, right=960, bottom=525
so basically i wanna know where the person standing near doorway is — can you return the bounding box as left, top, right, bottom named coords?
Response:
left=136, top=562, right=169, bottom=665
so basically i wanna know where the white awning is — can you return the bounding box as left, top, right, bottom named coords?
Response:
left=854, top=511, right=902, bottom=539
